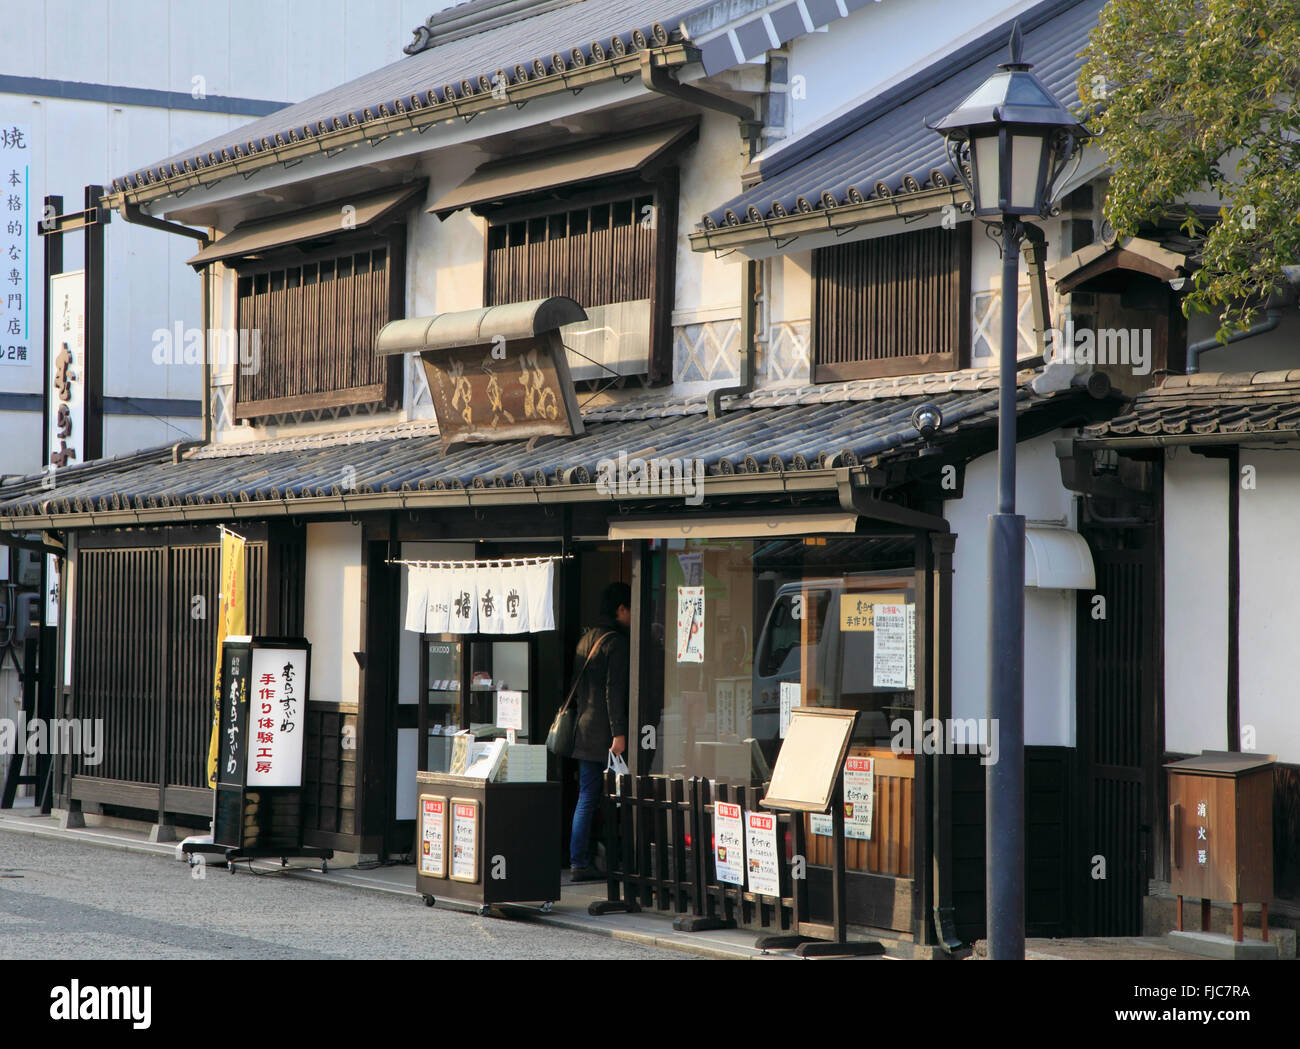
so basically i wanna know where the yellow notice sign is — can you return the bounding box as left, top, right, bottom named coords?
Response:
left=839, top=592, right=904, bottom=632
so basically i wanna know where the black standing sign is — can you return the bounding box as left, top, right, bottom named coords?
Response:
left=213, top=637, right=252, bottom=848
left=212, top=636, right=312, bottom=852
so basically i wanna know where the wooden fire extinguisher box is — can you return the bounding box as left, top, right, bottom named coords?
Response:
left=1166, top=751, right=1274, bottom=942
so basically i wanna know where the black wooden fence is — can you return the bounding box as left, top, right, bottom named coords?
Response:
left=597, top=772, right=801, bottom=933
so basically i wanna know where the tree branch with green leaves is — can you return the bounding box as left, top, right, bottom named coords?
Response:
left=1080, top=0, right=1300, bottom=339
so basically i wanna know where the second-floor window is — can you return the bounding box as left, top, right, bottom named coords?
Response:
left=486, top=193, right=655, bottom=307
left=232, top=232, right=405, bottom=419
left=481, top=179, right=678, bottom=384
left=811, top=224, right=971, bottom=382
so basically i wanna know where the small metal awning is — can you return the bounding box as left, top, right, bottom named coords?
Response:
left=1023, top=526, right=1094, bottom=589
left=1046, top=235, right=1193, bottom=294
left=374, top=297, right=587, bottom=355
left=428, top=122, right=697, bottom=219
left=187, top=183, right=427, bottom=267
left=609, top=512, right=859, bottom=541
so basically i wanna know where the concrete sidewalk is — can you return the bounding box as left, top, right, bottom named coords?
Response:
left=2, top=802, right=1265, bottom=961
left=0, top=802, right=811, bottom=960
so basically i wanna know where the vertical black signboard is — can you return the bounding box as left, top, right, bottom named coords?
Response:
left=213, top=638, right=252, bottom=848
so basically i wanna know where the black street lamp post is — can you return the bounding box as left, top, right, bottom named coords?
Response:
left=930, top=23, right=1091, bottom=960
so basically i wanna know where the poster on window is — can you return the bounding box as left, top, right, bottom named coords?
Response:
left=779, top=681, right=800, bottom=738
left=419, top=795, right=447, bottom=878
left=713, top=801, right=745, bottom=885
left=450, top=799, right=479, bottom=882
left=872, top=603, right=909, bottom=688
left=496, top=689, right=523, bottom=732
left=245, top=644, right=309, bottom=788
left=676, top=585, right=705, bottom=663
left=715, top=678, right=736, bottom=737
left=906, top=603, right=916, bottom=689
left=838, top=592, right=904, bottom=632
left=1, top=123, right=31, bottom=368
left=745, top=811, right=781, bottom=897
left=842, top=756, right=875, bottom=840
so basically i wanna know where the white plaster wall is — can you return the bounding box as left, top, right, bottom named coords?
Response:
left=1237, top=448, right=1300, bottom=763
left=303, top=521, right=363, bottom=703
left=946, top=430, right=1078, bottom=747
left=1163, top=451, right=1228, bottom=753
left=674, top=110, right=748, bottom=321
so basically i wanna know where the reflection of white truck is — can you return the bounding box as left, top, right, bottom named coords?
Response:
left=752, top=578, right=911, bottom=744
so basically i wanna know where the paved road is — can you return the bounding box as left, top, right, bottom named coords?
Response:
left=0, top=833, right=683, bottom=960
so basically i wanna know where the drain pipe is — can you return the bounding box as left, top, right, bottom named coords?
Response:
left=1186, top=308, right=1282, bottom=374
left=116, top=202, right=213, bottom=452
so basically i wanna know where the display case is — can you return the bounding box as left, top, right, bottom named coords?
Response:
left=418, top=635, right=536, bottom=772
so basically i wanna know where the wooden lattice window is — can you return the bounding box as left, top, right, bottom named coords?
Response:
left=812, top=224, right=971, bottom=382
left=234, top=230, right=405, bottom=418
left=483, top=176, right=678, bottom=383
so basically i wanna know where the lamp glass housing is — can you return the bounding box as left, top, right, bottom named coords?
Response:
left=1009, top=132, right=1048, bottom=212
left=971, top=132, right=1002, bottom=216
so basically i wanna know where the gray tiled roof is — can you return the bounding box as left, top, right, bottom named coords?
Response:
left=701, top=0, right=1102, bottom=229
left=0, top=383, right=1089, bottom=519
left=1084, top=373, right=1300, bottom=442
left=113, top=0, right=701, bottom=195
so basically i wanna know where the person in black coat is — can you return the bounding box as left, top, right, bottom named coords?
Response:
left=568, top=581, right=630, bottom=880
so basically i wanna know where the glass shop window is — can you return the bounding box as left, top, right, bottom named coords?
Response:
left=647, top=536, right=917, bottom=786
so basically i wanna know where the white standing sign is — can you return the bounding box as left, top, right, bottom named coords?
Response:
left=0, top=123, right=31, bottom=368
left=745, top=811, right=781, bottom=897
left=713, top=801, right=745, bottom=886
left=676, top=585, right=705, bottom=663
left=245, top=645, right=308, bottom=788
left=842, top=756, right=875, bottom=841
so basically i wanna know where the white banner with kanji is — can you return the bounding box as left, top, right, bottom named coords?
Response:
left=246, top=646, right=308, bottom=787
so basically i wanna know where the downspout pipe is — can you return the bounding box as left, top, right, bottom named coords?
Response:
left=1186, top=308, right=1282, bottom=374
left=115, top=203, right=213, bottom=453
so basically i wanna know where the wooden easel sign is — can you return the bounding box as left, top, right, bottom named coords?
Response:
left=761, top=707, right=857, bottom=813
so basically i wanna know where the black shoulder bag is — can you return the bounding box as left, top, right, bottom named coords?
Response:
left=545, top=630, right=615, bottom=757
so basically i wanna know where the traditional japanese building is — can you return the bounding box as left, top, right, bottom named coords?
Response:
left=7, top=0, right=1288, bottom=953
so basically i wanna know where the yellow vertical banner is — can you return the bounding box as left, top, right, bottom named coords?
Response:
left=207, top=529, right=247, bottom=788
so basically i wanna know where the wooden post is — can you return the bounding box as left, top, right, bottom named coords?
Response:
left=1232, top=901, right=1243, bottom=943
left=1175, top=894, right=1183, bottom=932
left=1261, top=902, right=1268, bottom=942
